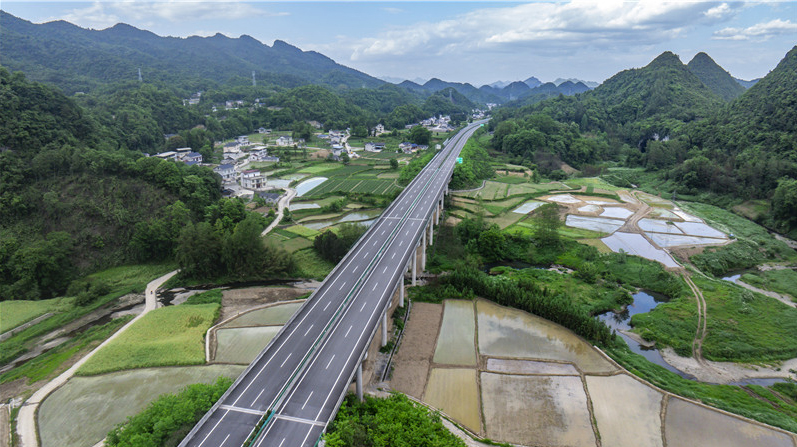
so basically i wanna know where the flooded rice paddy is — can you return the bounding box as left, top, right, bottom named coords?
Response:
left=600, top=207, right=634, bottom=219
left=476, top=300, right=616, bottom=374
left=215, top=326, right=282, bottom=364
left=39, top=365, right=245, bottom=447
left=220, top=301, right=302, bottom=328
left=481, top=373, right=595, bottom=446
left=295, top=177, right=327, bottom=196
left=565, top=215, right=624, bottom=234
left=423, top=368, right=481, bottom=433
left=397, top=299, right=794, bottom=446
left=511, top=200, right=545, bottom=214
left=647, top=233, right=727, bottom=248
left=288, top=203, right=321, bottom=211
left=303, top=211, right=380, bottom=231
left=665, top=397, right=795, bottom=447
left=586, top=374, right=664, bottom=447
left=433, top=300, right=476, bottom=365
left=639, top=218, right=684, bottom=234
left=602, top=232, right=679, bottom=268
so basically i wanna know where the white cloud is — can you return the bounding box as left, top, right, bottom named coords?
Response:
left=347, top=1, right=742, bottom=61
left=713, top=18, right=797, bottom=41
left=52, top=1, right=286, bottom=29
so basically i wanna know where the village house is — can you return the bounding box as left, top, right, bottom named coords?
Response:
left=307, top=121, right=322, bottom=129
left=223, top=141, right=240, bottom=153
left=257, top=191, right=281, bottom=205
left=364, top=142, right=385, bottom=152
left=240, top=169, right=267, bottom=190
left=213, top=163, right=236, bottom=181
left=373, top=124, right=385, bottom=135
left=249, top=148, right=279, bottom=163
left=236, top=135, right=250, bottom=145
left=257, top=127, right=272, bottom=134
left=275, top=136, right=294, bottom=147
left=154, top=151, right=178, bottom=160
left=181, top=152, right=203, bottom=164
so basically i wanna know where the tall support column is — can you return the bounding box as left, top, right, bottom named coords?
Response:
left=434, top=206, right=439, bottom=225
left=381, top=312, right=388, bottom=347
left=356, top=363, right=363, bottom=402
left=399, top=277, right=404, bottom=307
left=412, top=248, right=417, bottom=286
left=421, top=230, right=427, bottom=271
left=429, top=219, right=433, bottom=245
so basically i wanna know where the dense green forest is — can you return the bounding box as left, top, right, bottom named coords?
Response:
left=490, top=47, right=797, bottom=235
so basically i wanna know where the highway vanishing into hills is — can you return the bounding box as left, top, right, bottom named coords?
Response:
left=180, top=120, right=486, bottom=447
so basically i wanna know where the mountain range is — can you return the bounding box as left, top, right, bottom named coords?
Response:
left=0, top=11, right=597, bottom=106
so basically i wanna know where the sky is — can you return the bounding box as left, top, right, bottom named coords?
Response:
left=3, top=1, right=797, bottom=86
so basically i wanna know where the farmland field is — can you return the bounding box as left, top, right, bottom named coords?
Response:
left=77, top=303, right=219, bottom=375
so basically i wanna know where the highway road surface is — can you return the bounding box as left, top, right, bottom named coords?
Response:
left=180, top=120, right=485, bottom=447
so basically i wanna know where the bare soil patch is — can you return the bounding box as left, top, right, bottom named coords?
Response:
left=389, top=302, right=442, bottom=399
left=220, top=287, right=307, bottom=321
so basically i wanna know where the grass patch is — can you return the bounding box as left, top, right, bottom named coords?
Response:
left=183, top=289, right=223, bottom=305
left=741, top=269, right=797, bottom=302
left=632, top=275, right=797, bottom=361
left=77, top=304, right=219, bottom=375
left=0, top=298, right=69, bottom=333
left=85, top=263, right=177, bottom=294
left=293, top=248, right=335, bottom=280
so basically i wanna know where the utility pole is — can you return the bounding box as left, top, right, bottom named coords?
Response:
left=138, top=68, right=142, bottom=82
left=252, top=71, right=256, bottom=87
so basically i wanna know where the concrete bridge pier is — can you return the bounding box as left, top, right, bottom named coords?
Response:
left=356, top=362, right=363, bottom=402
left=380, top=312, right=388, bottom=348
left=399, top=276, right=404, bottom=307
left=428, top=219, right=434, bottom=245
left=412, top=246, right=417, bottom=286
left=421, top=229, right=427, bottom=271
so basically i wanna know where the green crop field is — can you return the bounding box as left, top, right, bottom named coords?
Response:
left=0, top=298, right=69, bottom=333
left=77, top=304, right=219, bottom=375
left=284, top=225, right=320, bottom=238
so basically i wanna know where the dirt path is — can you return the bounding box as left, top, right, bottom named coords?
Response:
left=16, top=270, right=178, bottom=447
left=261, top=187, right=296, bottom=236
left=684, top=274, right=713, bottom=371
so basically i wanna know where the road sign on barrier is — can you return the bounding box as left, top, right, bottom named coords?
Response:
left=456, top=157, right=463, bottom=163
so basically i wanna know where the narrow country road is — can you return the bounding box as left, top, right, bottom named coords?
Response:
left=262, top=187, right=297, bottom=236
left=16, top=269, right=179, bottom=447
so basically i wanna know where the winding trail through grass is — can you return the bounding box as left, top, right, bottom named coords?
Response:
left=684, top=274, right=713, bottom=371
left=16, top=269, right=178, bottom=447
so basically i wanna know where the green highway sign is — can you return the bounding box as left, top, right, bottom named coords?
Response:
left=456, top=157, right=463, bottom=164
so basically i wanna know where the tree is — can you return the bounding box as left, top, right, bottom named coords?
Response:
left=533, top=203, right=561, bottom=248
left=389, top=158, right=399, bottom=170
left=407, top=126, right=431, bottom=145
left=341, top=152, right=350, bottom=165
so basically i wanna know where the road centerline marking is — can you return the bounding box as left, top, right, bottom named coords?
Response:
left=280, top=353, right=292, bottom=368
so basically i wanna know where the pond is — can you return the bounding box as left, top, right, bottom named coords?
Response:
left=295, top=177, right=328, bottom=196
left=303, top=211, right=381, bottom=231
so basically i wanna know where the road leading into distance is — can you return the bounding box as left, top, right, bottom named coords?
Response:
left=180, top=120, right=486, bottom=447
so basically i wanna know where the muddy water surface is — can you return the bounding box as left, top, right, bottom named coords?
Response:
left=433, top=300, right=476, bottom=365
left=215, top=326, right=282, bottom=364
left=424, top=368, right=481, bottom=433
left=220, top=302, right=302, bottom=328
left=476, top=300, right=616, bottom=373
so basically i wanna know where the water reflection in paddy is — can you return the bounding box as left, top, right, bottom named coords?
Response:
left=476, top=299, right=616, bottom=374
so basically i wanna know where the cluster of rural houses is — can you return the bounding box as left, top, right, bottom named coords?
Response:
left=404, top=115, right=454, bottom=132
left=151, top=147, right=204, bottom=165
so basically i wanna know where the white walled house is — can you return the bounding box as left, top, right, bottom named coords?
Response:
left=213, top=164, right=236, bottom=181
left=275, top=136, right=294, bottom=147
left=240, top=169, right=267, bottom=190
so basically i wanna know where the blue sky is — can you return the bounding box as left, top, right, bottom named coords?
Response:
left=3, top=1, right=796, bottom=85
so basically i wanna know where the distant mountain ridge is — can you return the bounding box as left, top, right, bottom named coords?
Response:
left=0, top=11, right=383, bottom=93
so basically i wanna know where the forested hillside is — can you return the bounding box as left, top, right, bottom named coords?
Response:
left=0, top=68, right=224, bottom=299
left=687, top=52, right=746, bottom=101
left=0, top=11, right=382, bottom=94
